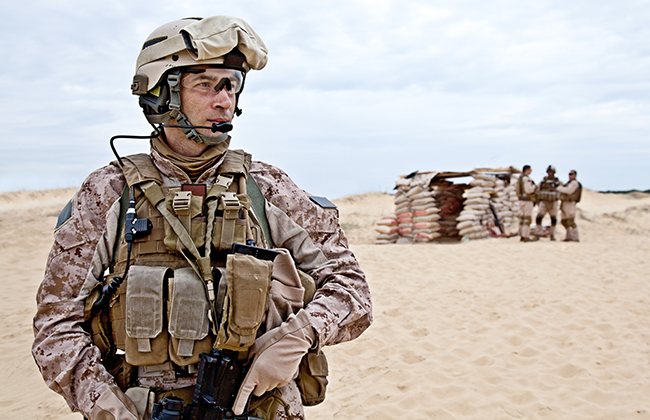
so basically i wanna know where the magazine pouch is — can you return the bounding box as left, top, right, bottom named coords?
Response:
left=125, top=266, right=170, bottom=366
left=168, top=267, right=213, bottom=366
left=216, top=253, right=272, bottom=351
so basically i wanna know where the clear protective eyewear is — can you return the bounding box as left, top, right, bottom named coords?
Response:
left=181, top=68, right=244, bottom=96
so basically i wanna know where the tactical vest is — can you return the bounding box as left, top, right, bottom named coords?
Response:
left=85, top=149, right=267, bottom=378
left=538, top=176, right=559, bottom=202
left=516, top=175, right=535, bottom=201
left=560, top=180, right=582, bottom=202
left=84, top=151, right=326, bottom=416
left=109, top=151, right=262, bottom=366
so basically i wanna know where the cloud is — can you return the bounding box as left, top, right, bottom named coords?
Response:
left=1, top=0, right=650, bottom=197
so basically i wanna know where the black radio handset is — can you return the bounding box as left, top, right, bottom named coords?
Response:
left=124, top=186, right=152, bottom=243
left=92, top=186, right=152, bottom=312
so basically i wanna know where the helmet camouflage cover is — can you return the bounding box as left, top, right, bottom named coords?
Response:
left=132, top=16, right=268, bottom=95
left=131, top=16, right=268, bottom=140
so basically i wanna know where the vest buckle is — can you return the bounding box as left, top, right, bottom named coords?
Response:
left=172, top=191, right=192, bottom=215
left=215, top=174, right=234, bottom=189
left=221, top=192, right=240, bottom=219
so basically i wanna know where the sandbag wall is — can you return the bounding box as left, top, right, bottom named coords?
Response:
left=431, top=181, right=465, bottom=240
left=375, top=175, right=441, bottom=244
left=455, top=172, right=519, bottom=239
left=375, top=170, right=520, bottom=244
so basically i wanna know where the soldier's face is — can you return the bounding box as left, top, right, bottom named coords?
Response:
left=180, top=67, right=239, bottom=130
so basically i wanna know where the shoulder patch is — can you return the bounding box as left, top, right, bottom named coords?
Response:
left=309, top=196, right=337, bottom=209
left=55, top=199, right=73, bottom=230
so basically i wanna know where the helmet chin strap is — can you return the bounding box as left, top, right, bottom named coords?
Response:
left=166, top=70, right=232, bottom=146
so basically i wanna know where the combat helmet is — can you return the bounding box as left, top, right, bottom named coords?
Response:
left=131, top=16, right=268, bottom=144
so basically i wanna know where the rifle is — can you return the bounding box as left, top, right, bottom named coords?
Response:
left=182, top=349, right=263, bottom=420
left=149, top=336, right=264, bottom=420
left=489, top=203, right=505, bottom=236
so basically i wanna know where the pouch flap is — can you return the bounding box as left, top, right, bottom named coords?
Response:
left=307, top=350, right=329, bottom=376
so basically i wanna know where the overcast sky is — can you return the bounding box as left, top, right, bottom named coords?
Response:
left=1, top=0, right=649, bottom=199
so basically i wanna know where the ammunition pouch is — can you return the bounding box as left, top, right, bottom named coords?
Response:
left=99, top=265, right=213, bottom=368
left=295, top=349, right=329, bottom=406
left=168, top=268, right=213, bottom=366
left=539, top=191, right=558, bottom=202
left=249, top=388, right=284, bottom=419
left=124, top=266, right=170, bottom=366
left=216, top=253, right=273, bottom=351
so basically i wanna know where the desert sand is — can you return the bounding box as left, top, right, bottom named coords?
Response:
left=1, top=187, right=649, bottom=419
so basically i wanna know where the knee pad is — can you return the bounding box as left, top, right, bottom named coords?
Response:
left=561, top=218, right=569, bottom=229
left=535, top=215, right=543, bottom=225
left=551, top=216, right=557, bottom=226
left=566, top=217, right=576, bottom=228
left=521, top=216, right=532, bottom=224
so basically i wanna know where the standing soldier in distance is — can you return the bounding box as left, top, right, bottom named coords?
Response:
left=516, top=165, right=539, bottom=242
left=534, top=165, right=561, bottom=240
left=557, top=169, right=582, bottom=242
left=32, top=16, right=372, bottom=420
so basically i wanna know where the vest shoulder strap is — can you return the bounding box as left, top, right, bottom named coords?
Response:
left=219, top=149, right=252, bottom=176
left=247, top=175, right=274, bottom=248
left=110, top=185, right=130, bottom=273
left=516, top=175, right=524, bottom=196
left=119, top=153, right=164, bottom=187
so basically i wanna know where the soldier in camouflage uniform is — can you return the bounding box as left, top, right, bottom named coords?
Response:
left=32, top=16, right=372, bottom=420
left=516, top=165, right=539, bottom=242
left=534, top=165, right=561, bottom=240
left=557, top=169, right=582, bottom=242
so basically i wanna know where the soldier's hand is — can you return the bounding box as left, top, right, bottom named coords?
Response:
left=232, top=310, right=315, bottom=415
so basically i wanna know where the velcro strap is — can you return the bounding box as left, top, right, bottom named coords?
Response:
left=141, top=181, right=166, bottom=207
left=177, top=339, right=195, bottom=357
left=137, top=338, right=152, bottom=353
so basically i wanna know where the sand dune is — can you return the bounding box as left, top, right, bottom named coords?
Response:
left=1, top=187, right=649, bottom=419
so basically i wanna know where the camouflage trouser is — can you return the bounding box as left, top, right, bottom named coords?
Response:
left=518, top=200, right=534, bottom=238
left=561, top=201, right=577, bottom=226
left=537, top=200, right=558, bottom=219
